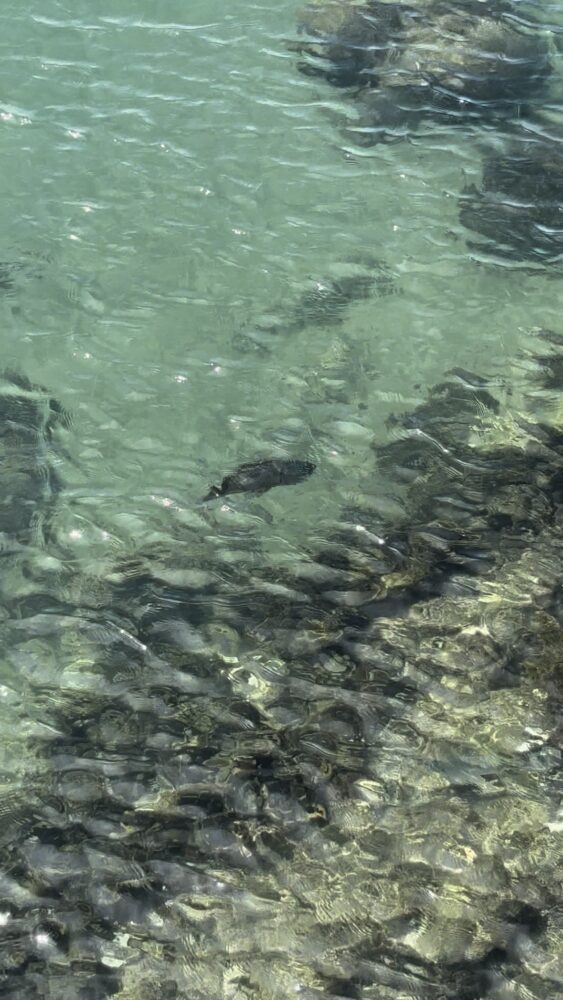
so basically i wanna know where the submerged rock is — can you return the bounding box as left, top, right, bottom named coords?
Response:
left=293, top=0, right=403, bottom=88
left=459, top=127, right=563, bottom=262
left=4, top=332, right=563, bottom=997
left=292, top=0, right=552, bottom=143
left=0, top=370, right=69, bottom=544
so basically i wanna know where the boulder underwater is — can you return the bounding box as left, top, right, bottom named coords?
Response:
left=292, top=0, right=404, bottom=88
left=459, top=124, right=563, bottom=263
left=292, top=0, right=553, bottom=144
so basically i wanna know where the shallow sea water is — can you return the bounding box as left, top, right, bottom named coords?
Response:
left=1, top=1, right=563, bottom=998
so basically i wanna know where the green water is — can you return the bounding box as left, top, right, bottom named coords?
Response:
left=3, top=0, right=562, bottom=534
left=1, top=1, right=563, bottom=998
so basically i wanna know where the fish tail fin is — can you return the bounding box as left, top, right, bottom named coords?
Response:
left=201, top=484, right=222, bottom=502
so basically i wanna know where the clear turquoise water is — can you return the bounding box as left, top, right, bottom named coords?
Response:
left=3, top=0, right=562, bottom=538
left=1, top=2, right=563, bottom=998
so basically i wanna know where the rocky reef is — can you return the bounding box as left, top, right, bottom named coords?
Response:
left=292, top=0, right=553, bottom=144
left=1, top=328, right=563, bottom=997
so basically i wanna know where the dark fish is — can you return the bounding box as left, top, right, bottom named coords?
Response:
left=202, top=458, right=316, bottom=502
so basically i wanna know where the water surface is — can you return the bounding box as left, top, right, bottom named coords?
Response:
left=1, top=1, right=563, bottom=997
